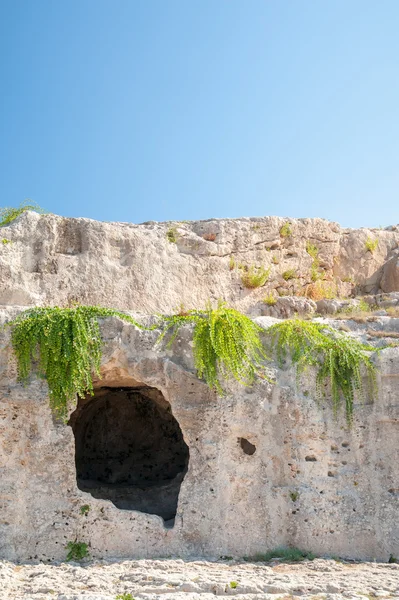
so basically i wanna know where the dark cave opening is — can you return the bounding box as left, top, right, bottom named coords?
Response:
left=69, top=386, right=189, bottom=527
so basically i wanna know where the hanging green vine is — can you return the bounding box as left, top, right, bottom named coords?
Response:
left=6, top=303, right=379, bottom=424
left=156, top=302, right=268, bottom=395
left=7, top=305, right=142, bottom=419
left=266, top=319, right=377, bottom=423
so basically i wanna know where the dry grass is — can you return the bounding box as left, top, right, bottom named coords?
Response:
left=367, top=329, right=399, bottom=339
left=386, top=306, right=399, bottom=317
left=301, top=280, right=337, bottom=301
left=241, top=266, right=271, bottom=289
left=334, top=313, right=378, bottom=323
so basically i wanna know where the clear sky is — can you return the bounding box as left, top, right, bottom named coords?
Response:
left=1, top=1, right=398, bottom=227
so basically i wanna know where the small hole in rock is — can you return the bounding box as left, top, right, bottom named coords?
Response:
left=239, top=438, right=256, bottom=455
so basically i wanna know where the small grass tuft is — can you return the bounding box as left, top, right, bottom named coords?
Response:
left=336, top=299, right=370, bottom=317
left=263, top=292, right=277, bottom=306
left=310, top=263, right=322, bottom=282
left=115, top=594, right=135, bottom=600
left=2, top=238, right=12, bottom=245
left=365, top=237, right=379, bottom=253
left=241, top=266, right=271, bottom=289
left=230, top=581, right=238, bottom=589
left=272, top=255, right=279, bottom=264
left=229, top=256, right=236, bottom=271
left=306, top=241, right=319, bottom=259
left=80, top=504, right=90, bottom=516
left=166, top=227, right=178, bottom=243
left=302, top=280, right=337, bottom=301
left=282, top=269, right=296, bottom=281
left=280, top=222, right=292, bottom=238
left=289, top=491, right=299, bottom=502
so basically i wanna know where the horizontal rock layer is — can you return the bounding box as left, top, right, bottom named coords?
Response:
left=0, top=211, right=399, bottom=312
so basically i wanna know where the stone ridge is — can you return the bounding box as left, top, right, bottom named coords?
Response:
left=0, top=211, right=398, bottom=313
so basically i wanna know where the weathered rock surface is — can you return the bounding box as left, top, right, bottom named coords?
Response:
left=256, top=295, right=317, bottom=318
left=0, top=212, right=399, bottom=313
left=381, top=255, right=399, bottom=293
left=1, top=557, right=399, bottom=600
left=0, top=307, right=398, bottom=564
left=1, top=212, right=399, bottom=568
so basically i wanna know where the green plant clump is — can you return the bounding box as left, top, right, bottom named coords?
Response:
left=365, top=236, right=379, bottom=253
left=80, top=504, right=90, bottom=515
left=305, top=241, right=318, bottom=259
left=245, top=547, right=314, bottom=563
left=279, top=222, right=292, bottom=238
left=341, top=299, right=370, bottom=315
left=2, top=238, right=12, bottom=245
left=0, top=200, right=46, bottom=227
left=230, top=581, right=238, bottom=589
left=8, top=305, right=142, bottom=420
left=66, top=540, right=89, bottom=561
left=267, top=319, right=377, bottom=423
left=115, top=594, right=135, bottom=600
left=282, top=269, right=296, bottom=281
left=263, top=292, right=277, bottom=306
left=241, top=266, right=271, bottom=289
left=157, top=301, right=268, bottom=395
left=166, top=226, right=178, bottom=243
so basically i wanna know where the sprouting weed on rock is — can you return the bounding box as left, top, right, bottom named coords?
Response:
left=282, top=269, right=296, bottom=281
left=0, top=200, right=46, bottom=227
left=365, top=237, right=378, bottom=253
left=279, top=222, right=292, bottom=238
left=66, top=540, right=89, bottom=561
left=241, top=266, right=271, bottom=289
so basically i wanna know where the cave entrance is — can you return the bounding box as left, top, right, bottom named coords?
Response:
left=69, top=386, right=189, bottom=527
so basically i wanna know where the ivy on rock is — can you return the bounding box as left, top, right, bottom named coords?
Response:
left=6, top=303, right=378, bottom=423
left=7, top=305, right=142, bottom=420
left=266, top=319, right=377, bottom=423
left=157, top=302, right=268, bottom=395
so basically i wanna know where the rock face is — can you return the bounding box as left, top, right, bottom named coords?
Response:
left=381, top=255, right=399, bottom=293
left=0, top=211, right=398, bottom=312
left=0, top=308, right=398, bottom=563
left=0, top=212, right=399, bottom=564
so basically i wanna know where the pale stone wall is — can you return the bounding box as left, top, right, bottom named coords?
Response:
left=0, top=211, right=398, bottom=313
left=0, top=310, right=397, bottom=562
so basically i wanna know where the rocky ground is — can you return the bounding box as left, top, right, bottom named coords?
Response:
left=2, top=558, right=399, bottom=600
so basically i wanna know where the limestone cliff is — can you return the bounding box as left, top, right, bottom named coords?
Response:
left=0, top=211, right=398, bottom=563
left=0, top=211, right=398, bottom=312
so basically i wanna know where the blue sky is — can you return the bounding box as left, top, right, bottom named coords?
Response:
left=1, top=1, right=398, bottom=227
